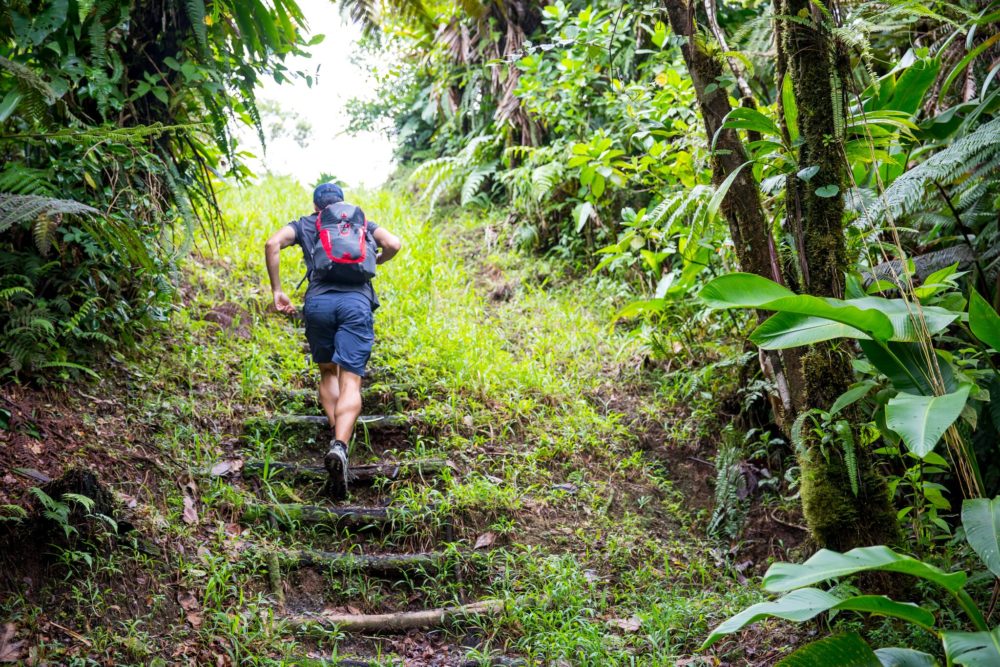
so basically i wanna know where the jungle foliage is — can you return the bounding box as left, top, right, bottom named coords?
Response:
left=354, top=0, right=1000, bottom=660
left=0, top=0, right=313, bottom=380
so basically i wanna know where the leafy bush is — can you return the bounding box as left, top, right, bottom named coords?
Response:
left=704, top=495, right=1000, bottom=665
left=0, top=0, right=312, bottom=381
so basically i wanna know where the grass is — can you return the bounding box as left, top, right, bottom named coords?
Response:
left=0, top=175, right=787, bottom=665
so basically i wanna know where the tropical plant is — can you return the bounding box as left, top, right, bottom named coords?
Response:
left=699, top=271, right=1000, bottom=502
left=1, top=0, right=312, bottom=380
left=703, top=495, right=1000, bottom=666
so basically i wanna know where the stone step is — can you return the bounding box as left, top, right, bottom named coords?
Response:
left=242, top=458, right=450, bottom=484
left=242, top=502, right=392, bottom=528
left=288, top=599, right=504, bottom=634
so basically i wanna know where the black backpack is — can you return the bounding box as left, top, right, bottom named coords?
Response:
left=309, top=203, right=377, bottom=285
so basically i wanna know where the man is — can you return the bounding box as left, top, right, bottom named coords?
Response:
left=264, top=182, right=401, bottom=499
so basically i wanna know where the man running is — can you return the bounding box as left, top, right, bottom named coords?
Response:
left=264, top=182, right=401, bottom=499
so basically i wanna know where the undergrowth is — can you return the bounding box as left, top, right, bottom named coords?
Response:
left=2, top=176, right=777, bottom=665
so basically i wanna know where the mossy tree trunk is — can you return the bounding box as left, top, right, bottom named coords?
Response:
left=779, top=0, right=899, bottom=549
left=663, top=0, right=804, bottom=424
left=665, top=0, right=898, bottom=549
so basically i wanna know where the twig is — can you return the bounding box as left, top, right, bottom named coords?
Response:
left=769, top=509, right=808, bottom=532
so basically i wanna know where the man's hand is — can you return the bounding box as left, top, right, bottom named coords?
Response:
left=273, top=290, right=296, bottom=315
left=373, top=227, right=402, bottom=265
left=265, top=226, right=297, bottom=314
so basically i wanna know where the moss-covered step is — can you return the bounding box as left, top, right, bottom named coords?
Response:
left=242, top=414, right=411, bottom=445
left=242, top=458, right=450, bottom=484
left=268, top=548, right=447, bottom=572
left=242, top=502, right=393, bottom=528
left=290, top=655, right=525, bottom=667
left=288, top=599, right=505, bottom=633
left=271, top=385, right=409, bottom=410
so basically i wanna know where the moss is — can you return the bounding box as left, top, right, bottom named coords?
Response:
left=797, top=345, right=901, bottom=549
left=800, top=444, right=899, bottom=551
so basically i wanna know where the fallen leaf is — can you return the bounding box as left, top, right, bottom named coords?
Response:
left=0, top=623, right=25, bottom=663
left=177, top=592, right=202, bottom=628
left=607, top=615, right=642, bottom=633
left=474, top=532, right=496, bottom=549
left=209, top=460, right=243, bottom=477
left=180, top=475, right=198, bottom=525
left=551, top=483, right=578, bottom=494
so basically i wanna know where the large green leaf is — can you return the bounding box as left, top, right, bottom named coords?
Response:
left=699, top=273, right=794, bottom=308
left=699, top=276, right=952, bottom=346
left=702, top=588, right=935, bottom=648
left=762, top=296, right=895, bottom=340
left=885, top=386, right=971, bottom=458
left=962, top=497, right=1000, bottom=578
left=874, top=647, right=939, bottom=667
left=859, top=340, right=957, bottom=395
left=887, top=57, right=941, bottom=115
left=943, top=628, right=1000, bottom=666
left=969, top=290, right=1000, bottom=351
left=763, top=546, right=967, bottom=594
left=778, top=632, right=881, bottom=666
left=752, top=313, right=877, bottom=349
left=848, top=297, right=959, bottom=341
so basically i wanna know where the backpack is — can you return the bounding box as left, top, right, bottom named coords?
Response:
left=309, top=203, right=377, bottom=286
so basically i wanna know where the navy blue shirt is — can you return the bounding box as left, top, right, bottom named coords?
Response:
left=287, top=212, right=380, bottom=310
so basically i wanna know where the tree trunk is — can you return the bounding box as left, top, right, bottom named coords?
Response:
left=779, top=0, right=899, bottom=549
left=663, top=1, right=776, bottom=284
left=665, top=0, right=898, bottom=549
left=663, top=0, right=804, bottom=424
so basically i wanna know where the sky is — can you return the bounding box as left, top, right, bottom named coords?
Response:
left=240, top=0, right=397, bottom=190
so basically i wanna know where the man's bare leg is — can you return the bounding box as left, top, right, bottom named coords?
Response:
left=334, top=370, right=363, bottom=444
left=317, top=362, right=340, bottom=430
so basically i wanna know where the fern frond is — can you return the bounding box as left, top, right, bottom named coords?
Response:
left=0, top=165, right=56, bottom=196
left=865, top=117, right=1000, bottom=225
left=530, top=161, right=563, bottom=201
left=32, top=214, right=59, bottom=255
left=0, top=194, right=98, bottom=235
left=0, top=56, right=58, bottom=122
left=0, top=286, right=31, bottom=301
left=790, top=409, right=820, bottom=456
left=461, top=167, right=492, bottom=206
left=184, top=0, right=209, bottom=55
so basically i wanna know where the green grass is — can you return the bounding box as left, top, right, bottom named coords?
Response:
left=1, top=176, right=778, bottom=665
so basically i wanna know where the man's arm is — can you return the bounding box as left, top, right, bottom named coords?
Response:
left=373, top=227, right=402, bottom=265
left=265, top=225, right=298, bottom=314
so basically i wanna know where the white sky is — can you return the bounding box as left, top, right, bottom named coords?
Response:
left=240, top=0, right=396, bottom=189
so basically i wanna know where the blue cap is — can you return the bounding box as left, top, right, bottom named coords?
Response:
left=313, top=182, right=344, bottom=207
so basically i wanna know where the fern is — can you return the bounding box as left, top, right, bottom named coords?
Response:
left=461, top=166, right=493, bottom=206
left=0, top=193, right=98, bottom=235
left=832, top=421, right=860, bottom=496
left=707, top=427, right=749, bottom=539
left=410, top=133, right=501, bottom=210
left=184, top=0, right=209, bottom=55
left=0, top=56, right=58, bottom=122
left=864, top=117, right=1000, bottom=225
left=0, top=165, right=55, bottom=196
left=77, top=0, right=96, bottom=22
left=530, top=161, right=563, bottom=201
left=32, top=214, right=59, bottom=255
